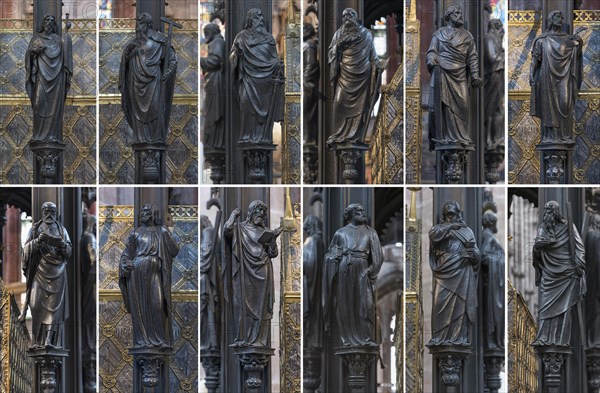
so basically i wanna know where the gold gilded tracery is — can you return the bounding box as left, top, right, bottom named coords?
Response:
left=508, top=282, right=538, bottom=393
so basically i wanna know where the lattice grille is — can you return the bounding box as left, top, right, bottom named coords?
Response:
left=508, top=10, right=600, bottom=184
left=405, top=217, right=423, bottom=393
left=507, top=282, right=538, bottom=393
left=98, top=205, right=198, bottom=392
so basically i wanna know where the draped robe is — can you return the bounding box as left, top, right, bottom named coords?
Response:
left=323, top=224, right=383, bottom=347
left=530, top=31, right=583, bottom=144
left=22, top=221, right=71, bottom=346
left=532, top=221, right=585, bottom=347
left=303, top=231, right=324, bottom=349
left=427, top=26, right=479, bottom=148
left=327, top=26, right=382, bottom=146
left=25, top=32, right=71, bottom=142
left=428, top=223, right=480, bottom=346
left=480, top=228, right=505, bottom=350
left=230, top=29, right=284, bottom=144
left=119, top=225, right=179, bottom=349
left=119, top=30, right=177, bottom=144
left=201, top=34, right=226, bottom=148
left=224, top=221, right=277, bottom=346
left=200, top=225, right=220, bottom=351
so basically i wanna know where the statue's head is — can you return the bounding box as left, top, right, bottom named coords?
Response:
left=482, top=210, right=498, bottom=234
left=547, top=10, right=564, bottom=32
left=200, top=215, right=212, bottom=232
left=303, top=215, right=322, bottom=237
left=39, top=15, right=57, bottom=35
left=444, top=5, right=464, bottom=28
left=247, top=200, right=268, bottom=228
left=244, top=8, right=265, bottom=31
left=543, top=201, right=563, bottom=226
left=140, top=204, right=161, bottom=226
left=136, top=12, right=153, bottom=35
left=344, top=203, right=367, bottom=225
left=441, top=200, right=464, bottom=224
left=303, top=23, right=316, bottom=41
left=488, top=19, right=504, bottom=38
left=41, top=201, right=58, bottom=222
left=342, top=8, right=359, bottom=28
left=203, top=23, right=221, bottom=43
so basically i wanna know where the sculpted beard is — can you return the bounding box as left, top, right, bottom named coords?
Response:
left=340, top=19, right=360, bottom=44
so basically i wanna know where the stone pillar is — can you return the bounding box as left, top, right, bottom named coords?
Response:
left=435, top=146, right=474, bottom=184
left=133, top=144, right=168, bottom=184
left=537, top=144, right=574, bottom=184
left=3, top=206, right=22, bottom=283
left=537, top=346, right=571, bottom=393
left=587, top=348, right=600, bottom=393
left=334, top=144, right=368, bottom=184
left=136, top=0, right=166, bottom=32
left=430, top=346, right=471, bottom=393
left=335, top=346, right=379, bottom=393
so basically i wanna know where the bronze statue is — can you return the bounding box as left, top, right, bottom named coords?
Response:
left=481, top=210, right=505, bottom=351
left=201, top=23, right=226, bottom=149
left=303, top=215, right=324, bottom=350
left=483, top=19, right=505, bottom=151
left=427, top=5, right=481, bottom=150
left=230, top=9, right=285, bottom=144
left=532, top=201, right=585, bottom=347
left=25, top=15, right=72, bottom=143
left=224, top=201, right=283, bottom=347
left=81, top=211, right=97, bottom=392
left=303, top=23, right=319, bottom=146
left=327, top=8, right=384, bottom=148
left=200, top=215, right=221, bottom=351
left=428, top=201, right=480, bottom=347
left=323, top=203, right=383, bottom=347
left=530, top=11, right=585, bottom=145
left=119, top=204, right=179, bottom=349
left=585, top=189, right=600, bottom=350
left=119, top=12, right=177, bottom=145
left=20, top=202, right=72, bottom=349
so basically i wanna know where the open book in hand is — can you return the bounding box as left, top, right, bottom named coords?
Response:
left=257, top=229, right=276, bottom=245
left=41, top=233, right=64, bottom=247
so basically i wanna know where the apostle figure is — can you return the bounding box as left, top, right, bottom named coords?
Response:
left=427, top=5, right=481, bottom=150
left=323, top=203, right=383, bottom=347
left=585, top=189, right=600, bottom=350
left=480, top=210, right=505, bottom=351
left=25, top=15, right=72, bottom=143
left=532, top=201, right=585, bottom=348
left=303, top=23, right=320, bottom=146
left=119, top=204, right=179, bottom=349
left=303, top=215, right=324, bottom=350
left=119, top=12, right=177, bottom=145
left=201, top=23, right=226, bottom=149
left=200, top=215, right=221, bottom=351
left=230, top=9, right=285, bottom=144
left=20, top=202, right=71, bottom=349
left=483, top=19, right=505, bottom=151
left=224, top=201, right=283, bottom=347
left=530, top=11, right=584, bottom=145
left=327, top=8, right=385, bottom=148
left=428, top=200, right=480, bottom=347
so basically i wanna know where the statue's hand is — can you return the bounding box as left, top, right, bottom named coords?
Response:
left=18, top=308, right=27, bottom=324
left=38, top=232, right=49, bottom=244
left=161, top=71, right=171, bottom=81
left=534, top=235, right=550, bottom=249
left=471, top=77, right=483, bottom=88
left=229, top=208, right=241, bottom=221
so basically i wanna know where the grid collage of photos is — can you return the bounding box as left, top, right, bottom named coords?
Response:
left=0, top=0, right=599, bottom=392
